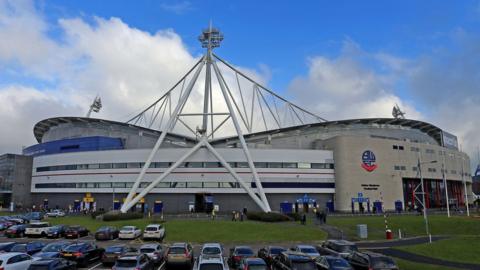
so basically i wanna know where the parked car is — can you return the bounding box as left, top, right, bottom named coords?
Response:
left=0, top=252, right=35, bottom=270
left=5, top=224, right=28, bottom=238
left=102, top=245, right=137, bottom=266
left=0, top=219, right=16, bottom=229
left=23, top=212, right=44, bottom=221
left=47, top=225, right=67, bottom=238
left=293, top=245, right=320, bottom=259
left=25, top=222, right=51, bottom=238
left=119, top=226, right=142, bottom=240
left=228, top=246, right=255, bottom=269
left=315, top=255, right=353, bottom=270
left=142, top=224, right=165, bottom=241
left=33, top=241, right=72, bottom=259
left=60, top=242, right=104, bottom=267
left=347, top=252, right=398, bottom=270
left=95, top=226, right=119, bottom=240
left=317, top=240, right=358, bottom=258
left=10, top=242, right=46, bottom=255
left=64, top=226, right=89, bottom=239
left=200, top=243, right=224, bottom=257
left=258, top=246, right=287, bottom=267
left=194, top=254, right=229, bottom=270
left=0, top=242, right=17, bottom=252
left=6, top=216, right=26, bottom=224
left=166, top=242, right=194, bottom=268
left=271, top=251, right=316, bottom=270
left=45, top=210, right=66, bottom=218
left=113, top=253, right=154, bottom=270
left=28, top=258, right=77, bottom=270
left=139, top=243, right=164, bottom=265
left=239, top=257, right=268, bottom=270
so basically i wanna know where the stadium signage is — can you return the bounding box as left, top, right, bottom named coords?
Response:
left=361, top=150, right=377, bottom=172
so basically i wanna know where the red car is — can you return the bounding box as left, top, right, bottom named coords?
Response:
left=64, top=226, right=89, bottom=239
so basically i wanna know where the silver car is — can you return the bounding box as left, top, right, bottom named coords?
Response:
left=113, top=253, right=154, bottom=270
left=139, top=243, right=164, bottom=265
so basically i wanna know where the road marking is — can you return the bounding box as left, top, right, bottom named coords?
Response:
left=157, top=261, right=166, bottom=270
left=87, top=262, right=102, bottom=270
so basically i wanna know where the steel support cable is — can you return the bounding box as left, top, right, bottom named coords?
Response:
left=257, top=87, right=281, bottom=129
left=236, top=72, right=250, bottom=131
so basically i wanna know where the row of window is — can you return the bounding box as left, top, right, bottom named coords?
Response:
left=395, top=145, right=465, bottom=159
left=34, top=181, right=335, bottom=189
left=36, top=162, right=335, bottom=172
left=395, top=166, right=471, bottom=176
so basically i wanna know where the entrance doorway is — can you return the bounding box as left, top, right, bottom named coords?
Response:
left=194, top=193, right=214, bottom=213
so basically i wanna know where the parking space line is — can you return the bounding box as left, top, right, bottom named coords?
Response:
left=87, top=262, right=102, bottom=270
left=157, top=261, right=166, bottom=270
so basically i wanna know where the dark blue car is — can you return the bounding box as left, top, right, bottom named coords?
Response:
left=0, top=242, right=17, bottom=252
left=10, top=241, right=46, bottom=255
left=47, top=225, right=67, bottom=238
left=34, top=241, right=72, bottom=259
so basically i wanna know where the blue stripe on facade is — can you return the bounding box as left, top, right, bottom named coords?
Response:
left=23, top=136, right=124, bottom=157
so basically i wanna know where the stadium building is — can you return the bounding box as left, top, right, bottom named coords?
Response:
left=14, top=26, right=475, bottom=213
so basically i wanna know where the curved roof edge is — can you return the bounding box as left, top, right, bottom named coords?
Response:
left=33, top=117, right=197, bottom=144
left=34, top=117, right=445, bottom=146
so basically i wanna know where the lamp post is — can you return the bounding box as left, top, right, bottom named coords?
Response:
left=460, top=154, right=470, bottom=217
left=416, top=158, right=437, bottom=242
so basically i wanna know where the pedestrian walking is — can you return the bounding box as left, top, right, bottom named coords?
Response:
left=211, top=209, right=216, bottom=220
left=301, top=214, right=307, bottom=225
left=240, top=211, right=244, bottom=222
left=232, top=210, right=236, bottom=221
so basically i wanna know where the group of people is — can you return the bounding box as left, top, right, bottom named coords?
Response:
left=231, top=208, right=247, bottom=221
left=313, top=207, right=327, bottom=224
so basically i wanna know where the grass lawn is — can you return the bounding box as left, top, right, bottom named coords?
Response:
left=47, top=216, right=327, bottom=243
left=395, top=258, right=461, bottom=270
left=395, top=236, right=480, bottom=265
left=328, top=215, right=480, bottom=240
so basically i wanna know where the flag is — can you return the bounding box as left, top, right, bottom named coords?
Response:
left=475, top=164, right=480, bottom=177
left=92, top=97, right=102, bottom=112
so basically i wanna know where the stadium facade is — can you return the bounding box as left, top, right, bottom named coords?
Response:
left=24, top=116, right=472, bottom=213
left=9, top=26, right=474, bottom=213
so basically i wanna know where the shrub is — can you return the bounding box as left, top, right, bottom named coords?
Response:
left=103, top=211, right=143, bottom=221
left=286, top=212, right=302, bottom=221
left=246, top=211, right=291, bottom=222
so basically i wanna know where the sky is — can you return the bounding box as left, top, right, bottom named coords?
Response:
left=1, top=0, right=480, bottom=170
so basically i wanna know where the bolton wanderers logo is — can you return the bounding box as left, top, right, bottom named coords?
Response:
left=361, top=150, right=377, bottom=172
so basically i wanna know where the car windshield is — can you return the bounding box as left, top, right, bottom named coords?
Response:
left=116, top=259, right=137, bottom=267
left=30, top=223, right=48, bottom=228
left=8, top=225, right=19, bottom=230
left=337, top=245, right=357, bottom=253
left=169, top=247, right=186, bottom=254
left=140, top=248, right=156, bottom=253
left=203, top=247, right=221, bottom=255
left=121, top=226, right=134, bottom=231
left=11, top=245, right=26, bottom=252
left=327, top=258, right=351, bottom=268
left=371, top=257, right=397, bottom=268
left=270, top=248, right=286, bottom=255
left=199, top=263, right=224, bottom=270
left=248, top=265, right=268, bottom=270
left=236, top=248, right=254, bottom=256
left=98, top=227, right=110, bottom=231
left=145, top=227, right=159, bottom=231
left=67, top=227, right=80, bottom=231
left=49, top=226, right=62, bottom=231
left=64, top=245, right=84, bottom=252
left=43, top=243, right=65, bottom=252
left=300, top=248, right=317, bottom=254
left=106, top=246, right=124, bottom=253
left=291, top=261, right=317, bottom=270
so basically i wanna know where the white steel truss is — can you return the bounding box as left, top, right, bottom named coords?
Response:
left=120, top=25, right=325, bottom=213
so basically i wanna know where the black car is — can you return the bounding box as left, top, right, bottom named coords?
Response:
left=272, top=251, right=316, bottom=270
left=10, top=241, right=46, bottom=255
left=317, top=240, right=358, bottom=258
left=28, top=258, right=77, bottom=270
left=228, top=246, right=255, bottom=269
left=0, top=242, right=17, bottom=252
left=60, top=242, right=104, bottom=267
left=258, top=246, right=287, bottom=267
left=94, top=226, right=119, bottom=240
left=347, top=251, right=398, bottom=270
left=34, top=241, right=72, bottom=259
left=64, top=226, right=89, bottom=239
left=315, top=255, right=353, bottom=270
left=4, top=224, right=28, bottom=238
left=47, top=225, right=67, bottom=238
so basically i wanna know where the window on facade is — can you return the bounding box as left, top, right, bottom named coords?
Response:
left=451, top=170, right=457, bottom=174
left=99, top=163, right=112, bottom=169
left=155, top=162, right=170, bottom=168
left=113, top=163, right=127, bottom=169
left=394, top=165, right=401, bottom=170
left=127, top=163, right=141, bottom=169
left=219, top=182, right=239, bottom=188
left=171, top=182, right=186, bottom=188
left=205, top=162, right=222, bottom=168
left=112, top=182, right=126, bottom=188
left=125, top=182, right=134, bottom=188
left=86, top=183, right=96, bottom=188
left=155, top=182, right=170, bottom=188
left=410, top=147, right=420, bottom=152
left=140, top=182, right=150, bottom=188
left=399, top=146, right=404, bottom=150
left=400, top=166, right=406, bottom=171
left=297, top=162, right=311, bottom=169
left=186, top=162, right=203, bottom=168
left=267, top=162, right=282, bottom=168
left=253, top=162, right=268, bottom=168
left=236, top=162, right=249, bottom=168
left=88, top=164, right=100, bottom=169
left=393, top=145, right=398, bottom=150
left=187, top=182, right=203, bottom=188
left=98, top=182, right=112, bottom=188
left=426, top=149, right=435, bottom=154
left=311, top=163, right=326, bottom=169
left=282, top=162, right=297, bottom=168
left=412, top=167, right=418, bottom=171
left=203, top=182, right=219, bottom=188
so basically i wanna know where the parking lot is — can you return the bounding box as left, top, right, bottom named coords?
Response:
left=0, top=233, right=291, bottom=270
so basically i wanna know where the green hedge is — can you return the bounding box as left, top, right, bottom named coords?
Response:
left=246, top=211, right=291, bottom=222
left=90, top=210, right=106, bottom=219
left=103, top=212, right=143, bottom=221
left=286, top=212, right=302, bottom=221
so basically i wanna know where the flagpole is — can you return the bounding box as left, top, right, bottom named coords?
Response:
left=442, top=153, right=450, bottom=217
